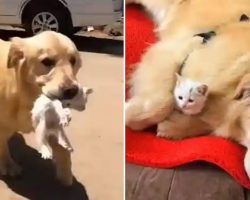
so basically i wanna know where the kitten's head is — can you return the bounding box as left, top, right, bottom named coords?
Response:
left=174, top=73, right=208, bottom=115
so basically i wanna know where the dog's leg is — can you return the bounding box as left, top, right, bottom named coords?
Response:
left=126, top=36, right=203, bottom=130
left=49, top=136, right=73, bottom=186
left=157, top=111, right=211, bottom=139
left=0, top=128, right=21, bottom=176
left=244, top=147, right=250, bottom=179
left=236, top=104, right=250, bottom=179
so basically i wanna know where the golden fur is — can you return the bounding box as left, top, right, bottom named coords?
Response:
left=126, top=0, right=250, bottom=177
left=0, top=31, right=81, bottom=185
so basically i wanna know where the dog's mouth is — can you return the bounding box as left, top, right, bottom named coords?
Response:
left=42, top=88, right=79, bottom=101
left=42, top=90, right=62, bottom=100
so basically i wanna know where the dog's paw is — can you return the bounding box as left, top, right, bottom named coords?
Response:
left=39, top=145, right=52, bottom=159
left=157, top=121, right=176, bottom=139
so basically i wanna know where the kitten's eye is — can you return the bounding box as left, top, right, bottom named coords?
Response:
left=70, top=57, right=76, bottom=66
left=178, top=96, right=183, bottom=100
left=188, top=99, right=194, bottom=103
left=41, top=58, right=56, bottom=68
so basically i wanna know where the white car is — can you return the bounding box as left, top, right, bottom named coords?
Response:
left=0, top=0, right=123, bottom=35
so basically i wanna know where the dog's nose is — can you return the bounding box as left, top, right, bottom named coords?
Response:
left=62, top=85, right=79, bottom=100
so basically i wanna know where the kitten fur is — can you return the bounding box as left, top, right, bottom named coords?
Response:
left=31, top=95, right=73, bottom=159
left=174, top=73, right=208, bottom=115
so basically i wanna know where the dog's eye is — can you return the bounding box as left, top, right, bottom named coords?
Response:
left=41, top=58, right=55, bottom=68
left=70, top=57, right=76, bottom=66
left=178, top=96, right=183, bottom=100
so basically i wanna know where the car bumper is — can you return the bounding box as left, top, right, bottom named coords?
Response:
left=72, top=11, right=122, bottom=27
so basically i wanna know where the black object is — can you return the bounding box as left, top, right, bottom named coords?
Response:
left=240, top=14, right=249, bottom=21
left=195, top=31, right=216, bottom=44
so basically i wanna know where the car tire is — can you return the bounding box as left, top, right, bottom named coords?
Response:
left=23, top=5, right=73, bottom=36
left=72, top=27, right=83, bottom=34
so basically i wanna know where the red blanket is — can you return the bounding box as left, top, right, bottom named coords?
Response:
left=125, top=5, right=250, bottom=189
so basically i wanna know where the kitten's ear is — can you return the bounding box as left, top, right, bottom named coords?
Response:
left=83, top=87, right=93, bottom=95
left=197, top=84, right=208, bottom=95
left=175, top=73, right=182, bottom=85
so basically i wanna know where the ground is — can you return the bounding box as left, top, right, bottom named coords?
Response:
left=0, top=28, right=123, bottom=200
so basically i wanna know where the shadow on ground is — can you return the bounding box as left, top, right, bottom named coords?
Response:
left=0, top=29, right=123, bottom=56
left=2, top=133, right=89, bottom=200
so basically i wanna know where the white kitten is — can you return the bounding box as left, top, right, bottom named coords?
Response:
left=31, top=85, right=93, bottom=159
left=174, top=73, right=208, bottom=115
left=31, top=95, right=73, bottom=159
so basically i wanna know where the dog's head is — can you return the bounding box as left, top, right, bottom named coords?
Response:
left=7, top=31, right=82, bottom=100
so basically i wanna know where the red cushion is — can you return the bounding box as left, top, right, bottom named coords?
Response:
left=125, top=5, right=250, bottom=189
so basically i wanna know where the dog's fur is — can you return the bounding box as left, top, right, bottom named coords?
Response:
left=126, top=0, right=250, bottom=130
left=126, top=0, right=250, bottom=176
left=0, top=31, right=81, bottom=185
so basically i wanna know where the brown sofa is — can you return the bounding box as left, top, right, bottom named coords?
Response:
left=126, top=162, right=250, bottom=200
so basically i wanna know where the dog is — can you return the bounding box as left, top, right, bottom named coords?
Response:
left=0, top=31, right=82, bottom=185
left=126, top=0, right=250, bottom=130
left=126, top=0, right=250, bottom=178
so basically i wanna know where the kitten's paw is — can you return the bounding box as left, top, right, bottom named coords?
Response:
left=65, top=146, right=74, bottom=152
left=39, top=146, right=52, bottom=159
left=58, top=140, right=74, bottom=152
left=59, top=111, right=71, bottom=127
left=64, top=108, right=72, bottom=123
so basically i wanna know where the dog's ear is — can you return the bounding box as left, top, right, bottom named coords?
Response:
left=233, top=87, right=250, bottom=100
left=234, top=74, right=250, bottom=99
left=233, top=82, right=250, bottom=99
left=7, top=37, right=25, bottom=68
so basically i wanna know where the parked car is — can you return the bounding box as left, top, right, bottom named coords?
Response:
left=0, top=0, right=123, bottom=35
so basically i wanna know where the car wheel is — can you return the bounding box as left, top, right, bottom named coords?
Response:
left=24, top=6, right=73, bottom=35
left=72, top=27, right=83, bottom=34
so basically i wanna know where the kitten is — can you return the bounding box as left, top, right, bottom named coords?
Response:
left=31, top=95, right=73, bottom=159
left=31, top=85, right=93, bottom=159
left=174, top=73, right=208, bottom=115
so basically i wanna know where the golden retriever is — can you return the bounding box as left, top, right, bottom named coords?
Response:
left=0, top=31, right=82, bottom=185
left=126, top=0, right=250, bottom=130
left=126, top=0, right=250, bottom=177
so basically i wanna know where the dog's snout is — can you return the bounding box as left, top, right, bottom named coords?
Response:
left=62, top=85, right=78, bottom=100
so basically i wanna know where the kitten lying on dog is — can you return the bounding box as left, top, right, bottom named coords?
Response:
left=31, top=86, right=93, bottom=159
left=174, top=73, right=208, bottom=115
